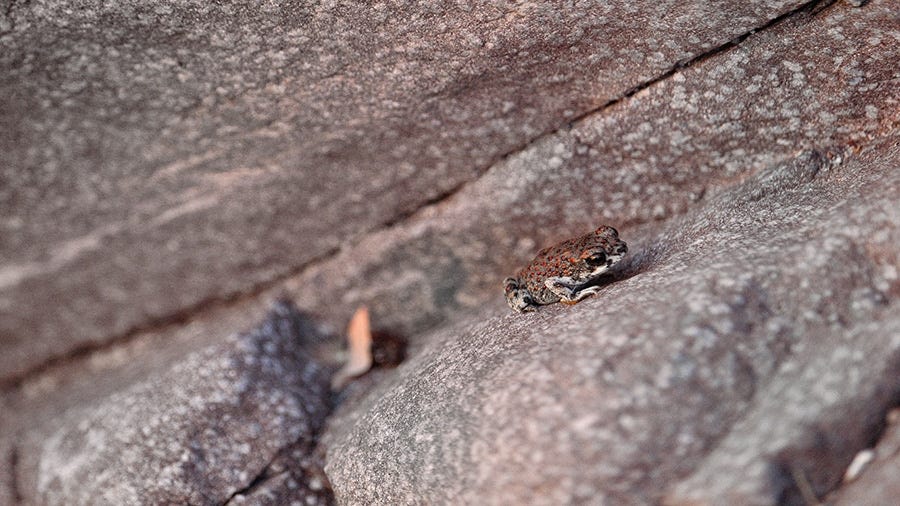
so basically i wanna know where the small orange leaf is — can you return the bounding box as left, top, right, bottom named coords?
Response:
left=331, top=305, right=374, bottom=390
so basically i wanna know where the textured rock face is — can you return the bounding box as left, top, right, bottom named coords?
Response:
left=15, top=302, right=333, bottom=505
left=287, top=0, right=899, bottom=339
left=1, top=0, right=898, bottom=505
left=323, top=142, right=900, bottom=504
left=0, top=0, right=810, bottom=381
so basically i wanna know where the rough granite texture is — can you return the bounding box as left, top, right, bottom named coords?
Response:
left=1, top=0, right=899, bottom=505
left=287, top=0, right=899, bottom=339
left=665, top=317, right=900, bottom=505
left=323, top=141, right=900, bottom=504
left=225, top=437, right=333, bottom=506
left=14, top=301, right=332, bottom=505
left=0, top=0, right=812, bottom=381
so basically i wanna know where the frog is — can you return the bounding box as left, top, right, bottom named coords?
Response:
left=504, top=225, right=627, bottom=312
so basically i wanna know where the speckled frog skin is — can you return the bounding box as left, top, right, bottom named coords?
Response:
left=504, top=226, right=627, bottom=312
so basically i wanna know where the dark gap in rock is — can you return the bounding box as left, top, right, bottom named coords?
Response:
left=380, top=178, right=470, bottom=229
left=0, top=246, right=341, bottom=391
left=370, top=329, right=408, bottom=369
left=222, top=460, right=276, bottom=504
left=8, top=443, right=21, bottom=504
left=562, top=0, right=835, bottom=142
left=221, top=434, right=335, bottom=506
left=770, top=353, right=900, bottom=505
left=381, top=1, right=837, bottom=243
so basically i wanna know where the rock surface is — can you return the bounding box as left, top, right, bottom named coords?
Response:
left=830, top=409, right=900, bottom=505
left=0, top=0, right=812, bottom=382
left=323, top=139, right=900, bottom=504
left=1, top=0, right=899, bottom=505
left=13, top=301, right=332, bottom=505
left=286, top=0, right=899, bottom=340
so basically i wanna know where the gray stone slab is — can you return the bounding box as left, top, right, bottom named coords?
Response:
left=665, top=316, right=900, bottom=505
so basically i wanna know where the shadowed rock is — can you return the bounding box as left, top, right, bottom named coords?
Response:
left=14, top=301, right=333, bottom=505
left=829, top=409, right=900, bottom=505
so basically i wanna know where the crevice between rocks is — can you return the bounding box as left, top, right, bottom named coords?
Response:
left=377, top=0, right=842, bottom=249
left=220, top=434, right=334, bottom=506
left=345, top=0, right=839, bottom=238
left=7, top=443, right=21, bottom=504
left=772, top=356, right=900, bottom=504
left=0, top=0, right=839, bottom=391
left=222, top=453, right=282, bottom=505
left=344, top=0, right=840, bottom=256
left=574, top=0, right=834, bottom=128
left=380, top=178, right=471, bottom=229
left=0, top=246, right=340, bottom=390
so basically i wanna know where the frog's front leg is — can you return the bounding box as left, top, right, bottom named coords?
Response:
left=544, top=277, right=602, bottom=304
left=504, top=277, right=538, bottom=312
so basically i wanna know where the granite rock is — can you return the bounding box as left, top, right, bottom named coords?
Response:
left=0, top=0, right=898, bottom=504
left=0, top=0, right=813, bottom=382
left=225, top=437, right=333, bottom=506
left=323, top=139, right=900, bottom=504
left=665, top=316, right=900, bottom=505
left=286, top=0, right=900, bottom=341
left=14, top=301, right=332, bottom=505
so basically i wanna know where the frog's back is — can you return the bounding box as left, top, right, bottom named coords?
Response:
left=515, top=226, right=625, bottom=305
left=517, top=236, right=587, bottom=304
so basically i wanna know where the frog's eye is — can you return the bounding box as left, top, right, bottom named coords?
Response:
left=585, top=252, right=607, bottom=266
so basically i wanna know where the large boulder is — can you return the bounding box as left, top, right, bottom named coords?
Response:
left=323, top=141, right=900, bottom=504
left=1, top=0, right=897, bottom=505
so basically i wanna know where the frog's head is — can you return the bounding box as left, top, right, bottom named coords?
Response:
left=571, top=226, right=628, bottom=281
left=595, top=226, right=628, bottom=261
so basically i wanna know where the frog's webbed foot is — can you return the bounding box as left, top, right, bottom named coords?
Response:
left=504, top=277, right=538, bottom=313
left=545, top=278, right=601, bottom=304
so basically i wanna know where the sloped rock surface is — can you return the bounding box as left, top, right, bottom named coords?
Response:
left=323, top=140, right=900, bottom=504
left=14, top=301, right=332, bottom=505
left=0, top=0, right=811, bottom=382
